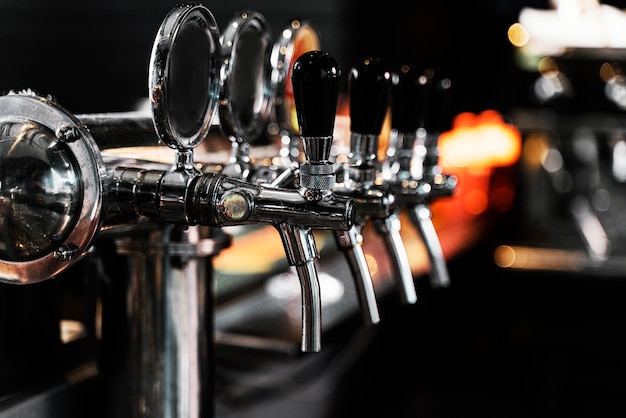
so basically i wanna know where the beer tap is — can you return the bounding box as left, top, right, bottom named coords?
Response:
left=383, top=64, right=457, bottom=288
left=216, top=12, right=321, bottom=191
left=110, top=50, right=355, bottom=353
left=206, top=12, right=356, bottom=352
left=333, top=57, right=418, bottom=326
left=0, top=12, right=351, bottom=399
left=256, top=49, right=360, bottom=350
left=113, top=18, right=354, bottom=355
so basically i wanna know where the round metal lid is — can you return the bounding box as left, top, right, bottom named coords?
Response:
left=270, top=18, right=321, bottom=135
left=149, top=4, right=222, bottom=150
left=0, top=92, right=106, bottom=284
left=218, top=10, right=273, bottom=145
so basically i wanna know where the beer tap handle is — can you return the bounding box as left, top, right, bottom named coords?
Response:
left=219, top=17, right=327, bottom=352
left=292, top=50, right=340, bottom=200
left=348, top=57, right=418, bottom=305
left=330, top=57, right=398, bottom=325
left=270, top=18, right=322, bottom=166
left=283, top=50, right=346, bottom=351
left=419, top=68, right=454, bottom=288
left=348, top=57, right=391, bottom=143
left=384, top=64, right=430, bottom=181
left=292, top=51, right=340, bottom=140
left=390, top=64, right=452, bottom=288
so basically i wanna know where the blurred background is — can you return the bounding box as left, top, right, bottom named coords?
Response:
left=3, top=0, right=626, bottom=417
left=0, top=0, right=544, bottom=113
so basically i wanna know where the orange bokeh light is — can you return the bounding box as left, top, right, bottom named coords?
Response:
left=438, top=109, right=522, bottom=169
left=435, top=109, right=522, bottom=218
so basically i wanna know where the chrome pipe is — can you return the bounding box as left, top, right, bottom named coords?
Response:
left=114, top=224, right=228, bottom=418
left=374, top=213, right=419, bottom=304
left=277, top=223, right=322, bottom=352
left=334, top=226, right=381, bottom=326
left=409, top=204, right=450, bottom=288
left=75, top=111, right=159, bottom=149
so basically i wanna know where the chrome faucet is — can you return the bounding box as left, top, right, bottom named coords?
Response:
left=200, top=13, right=354, bottom=352
left=333, top=57, right=419, bottom=327
left=109, top=48, right=354, bottom=356
left=382, top=64, right=457, bottom=288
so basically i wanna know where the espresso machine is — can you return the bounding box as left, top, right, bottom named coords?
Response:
left=0, top=3, right=464, bottom=417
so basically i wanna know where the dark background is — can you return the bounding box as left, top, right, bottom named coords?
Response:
left=0, top=0, right=553, bottom=115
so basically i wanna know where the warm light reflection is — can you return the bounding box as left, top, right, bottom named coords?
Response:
left=364, top=253, right=379, bottom=277
left=436, top=110, right=522, bottom=217
left=60, top=319, right=86, bottom=344
left=508, top=22, right=529, bottom=47
left=537, top=57, right=560, bottom=77
left=265, top=269, right=345, bottom=306
left=600, top=61, right=621, bottom=82
left=494, top=244, right=587, bottom=271
left=600, top=62, right=626, bottom=110
left=521, top=132, right=550, bottom=170
left=462, top=188, right=488, bottom=215
left=438, top=109, right=522, bottom=168
left=515, top=1, right=626, bottom=56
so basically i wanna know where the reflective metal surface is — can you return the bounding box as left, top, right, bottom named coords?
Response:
left=385, top=64, right=456, bottom=288
left=219, top=10, right=273, bottom=146
left=114, top=225, right=226, bottom=418
left=0, top=120, right=79, bottom=261
left=292, top=50, right=341, bottom=200
left=270, top=18, right=321, bottom=141
left=0, top=93, right=106, bottom=284
left=149, top=3, right=221, bottom=150
left=215, top=10, right=273, bottom=185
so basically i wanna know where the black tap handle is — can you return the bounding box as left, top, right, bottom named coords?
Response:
left=424, top=69, right=454, bottom=135
left=291, top=50, right=341, bottom=138
left=391, top=64, right=430, bottom=134
left=349, top=57, right=391, bottom=135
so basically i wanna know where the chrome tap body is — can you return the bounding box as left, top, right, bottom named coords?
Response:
left=108, top=149, right=353, bottom=353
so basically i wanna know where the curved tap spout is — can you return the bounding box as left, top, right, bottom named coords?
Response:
left=276, top=223, right=322, bottom=352
left=373, top=212, right=418, bottom=304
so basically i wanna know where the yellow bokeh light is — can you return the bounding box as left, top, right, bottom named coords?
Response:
left=508, top=23, right=529, bottom=47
